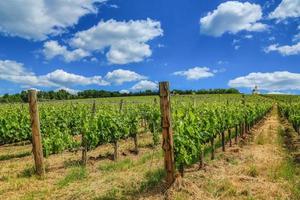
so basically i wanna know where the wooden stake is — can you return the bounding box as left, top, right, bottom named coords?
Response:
left=211, top=138, right=215, bottom=160
left=221, top=131, right=225, bottom=151
left=81, top=101, right=96, bottom=166
left=159, top=82, right=175, bottom=185
left=199, top=148, right=204, bottom=169
left=28, top=90, right=45, bottom=176
left=235, top=125, right=238, bottom=144
left=228, top=129, right=232, bottom=147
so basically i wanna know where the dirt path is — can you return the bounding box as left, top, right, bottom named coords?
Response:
left=158, top=106, right=297, bottom=200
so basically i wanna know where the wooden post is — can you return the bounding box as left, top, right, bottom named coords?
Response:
left=228, top=129, right=232, bottom=147
left=199, top=148, right=204, bottom=169
left=92, top=100, right=96, bottom=117
left=235, top=125, right=238, bottom=144
left=119, top=99, right=124, bottom=113
left=221, top=131, right=225, bottom=151
left=81, top=100, right=96, bottom=166
left=211, top=138, right=215, bottom=160
left=242, top=95, right=246, bottom=136
left=28, top=90, right=45, bottom=176
left=81, top=138, right=87, bottom=166
left=159, top=82, right=175, bottom=185
left=113, top=99, right=124, bottom=161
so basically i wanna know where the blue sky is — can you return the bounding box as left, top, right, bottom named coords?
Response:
left=0, top=0, right=299, bottom=95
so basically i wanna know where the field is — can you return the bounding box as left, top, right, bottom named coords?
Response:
left=0, top=93, right=300, bottom=200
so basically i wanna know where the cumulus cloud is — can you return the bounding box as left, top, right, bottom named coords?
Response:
left=131, top=80, right=158, bottom=91
left=173, top=67, right=215, bottom=80
left=228, top=71, right=300, bottom=91
left=200, top=1, right=267, bottom=37
left=55, top=87, right=79, bottom=95
left=43, top=41, right=90, bottom=62
left=269, top=0, right=300, bottom=20
left=105, top=69, right=146, bottom=85
left=264, top=42, right=300, bottom=56
left=0, top=60, right=154, bottom=94
left=68, top=18, right=163, bottom=64
left=43, top=69, right=108, bottom=86
left=0, top=0, right=106, bottom=40
left=0, top=59, right=108, bottom=89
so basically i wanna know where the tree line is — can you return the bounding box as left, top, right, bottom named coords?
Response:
left=0, top=88, right=240, bottom=103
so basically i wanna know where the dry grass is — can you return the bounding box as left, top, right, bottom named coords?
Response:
left=1, top=106, right=300, bottom=200
left=165, top=106, right=297, bottom=200
left=0, top=133, right=165, bottom=200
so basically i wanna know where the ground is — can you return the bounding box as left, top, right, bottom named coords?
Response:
left=0, top=105, right=299, bottom=200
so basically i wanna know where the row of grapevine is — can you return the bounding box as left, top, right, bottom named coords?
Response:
left=0, top=102, right=161, bottom=158
left=0, top=89, right=273, bottom=180
left=172, top=100, right=272, bottom=173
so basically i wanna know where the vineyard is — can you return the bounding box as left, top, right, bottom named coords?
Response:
left=0, top=85, right=299, bottom=199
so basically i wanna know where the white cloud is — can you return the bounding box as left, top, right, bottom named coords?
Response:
left=106, top=40, right=152, bottom=64
left=119, top=89, right=130, bottom=94
left=105, top=69, right=146, bottom=85
left=267, top=91, right=292, bottom=95
left=293, top=33, right=300, bottom=42
left=0, top=59, right=109, bottom=89
left=55, top=87, right=79, bottom=95
left=228, top=71, right=300, bottom=91
left=200, top=1, right=267, bottom=37
left=245, top=34, right=253, bottom=39
left=43, top=69, right=108, bottom=86
left=269, top=36, right=276, bottom=41
left=109, top=4, right=119, bottom=9
left=43, top=41, right=90, bottom=62
left=217, top=60, right=228, bottom=65
left=264, top=42, right=300, bottom=56
left=269, top=0, right=300, bottom=20
left=0, top=0, right=106, bottom=40
left=173, top=67, right=215, bottom=80
left=131, top=80, right=158, bottom=91
left=234, top=45, right=240, bottom=50
left=69, top=18, right=163, bottom=64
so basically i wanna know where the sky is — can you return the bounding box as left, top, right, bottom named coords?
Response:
left=0, top=0, right=299, bottom=95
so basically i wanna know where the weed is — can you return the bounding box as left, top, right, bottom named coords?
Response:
left=247, top=164, right=258, bottom=177
left=0, top=151, right=31, bottom=161
left=256, top=133, right=265, bottom=145
left=18, top=165, right=35, bottom=178
left=140, top=168, right=166, bottom=192
left=99, top=158, right=133, bottom=172
left=57, top=166, right=87, bottom=188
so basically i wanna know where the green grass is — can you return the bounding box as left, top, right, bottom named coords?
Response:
left=99, top=158, right=134, bottom=172
left=18, top=165, right=35, bottom=178
left=57, top=166, right=87, bottom=188
left=204, top=178, right=237, bottom=198
left=268, top=126, right=300, bottom=200
left=98, top=150, right=162, bottom=172
left=256, top=133, right=266, bottom=145
left=247, top=164, right=258, bottom=177
left=0, top=151, right=31, bottom=161
left=96, top=168, right=165, bottom=200
left=139, top=168, right=166, bottom=192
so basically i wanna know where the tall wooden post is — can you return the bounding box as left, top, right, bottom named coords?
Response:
left=28, top=90, right=45, bottom=176
left=159, top=82, right=175, bottom=185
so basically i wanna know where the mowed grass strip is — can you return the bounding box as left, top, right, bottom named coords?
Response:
left=57, top=166, right=88, bottom=188
left=98, top=150, right=162, bottom=172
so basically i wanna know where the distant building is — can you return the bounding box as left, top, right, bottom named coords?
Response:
left=252, top=85, right=259, bottom=94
